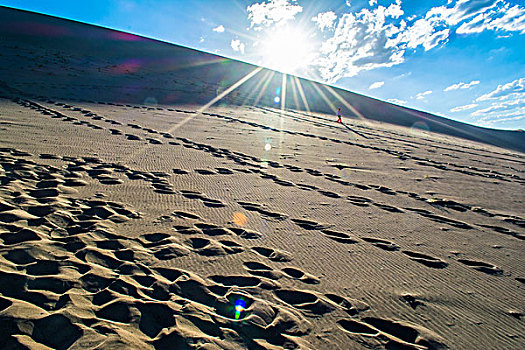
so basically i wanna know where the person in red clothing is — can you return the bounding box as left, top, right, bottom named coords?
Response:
left=336, top=108, right=342, bottom=123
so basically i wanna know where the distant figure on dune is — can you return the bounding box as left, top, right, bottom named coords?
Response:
left=336, top=108, right=342, bottom=123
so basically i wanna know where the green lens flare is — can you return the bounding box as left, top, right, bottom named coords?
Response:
left=234, top=299, right=246, bottom=320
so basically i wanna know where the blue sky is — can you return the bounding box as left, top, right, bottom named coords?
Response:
left=2, top=0, right=524, bottom=130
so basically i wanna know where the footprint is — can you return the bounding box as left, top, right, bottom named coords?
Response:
left=1, top=227, right=42, bottom=245
left=477, top=224, right=524, bottom=240
left=216, top=167, right=234, bottom=175
left=373, top=203, right=403, bottom=213
left=243, top=261, right=281, bottom=280
left=347, top=196, right=372, bottom=207
left=137, top=302, right=177, bottom=338
left=194, top=223, right=232, bottom=236
left=400, top=293, right=423, bottom=309
left=172, top=210, right=200, bottom=220
left=291, top=218, right=328, bottom=230
left=201, top=197, right=226, bottom=208
left=338, top=317, right=446, bottom=349
left=318, top=190, right=341, bottom=198
left=172, top=168, right=189, bottom=175
left=458, top=259, right=503, bottom=275
left=427, top=198, right=470, bottom=212
left=402, top=251, right=448, bottom=269
left=362, top=237, right=400, bottom=251
left=152, top=243, right=190, bottom=260
left=195, top=169, right=216, bottom=175
left=406, top=208, right=472, bottom=229
left=252, top=246, right=293, bottom=262
left=273, top=178, right=295, bottom=187
left=173, top=225, right=202, bottom=235
left=325, top=293, right=369, bottom=316
left=320, top=230, right=358, bottom=244
left=238, top=201, right=287, bottom=221
left=147, top=138, right=162, bottom=144
left=296, top=183, right=318, bottom=191
left=337, top=319, right=379, bottom=336
left=209, top=275, right=263, bottom=288
left=229, top=227, right=262, bottom=239
left=281, top=267, right=319, bottom=284
left=185, top=237, right=233, bottom=256
left=274, top=289, right=334, bottom=315
left=125, top=134, right=141, bottom=141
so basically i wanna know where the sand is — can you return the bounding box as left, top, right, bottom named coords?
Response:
left=0, top=6, right=524, bottom=350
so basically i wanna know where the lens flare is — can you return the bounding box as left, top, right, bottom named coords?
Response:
left=410, top=121, right=430, bottom=135
left=234, top=299, right=246, bottom=320
left=258, top=25, right=315, bottom=74
left=233, top=212, right=248, bottom=226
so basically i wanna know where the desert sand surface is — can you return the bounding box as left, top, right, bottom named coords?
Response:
left=1, top=6, right=524, bottom=350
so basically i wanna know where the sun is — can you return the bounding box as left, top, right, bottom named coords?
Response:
left=258, top=26, right=315, bottom=74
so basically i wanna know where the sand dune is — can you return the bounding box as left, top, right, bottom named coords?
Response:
left=0, top=5, right=524, bottom=350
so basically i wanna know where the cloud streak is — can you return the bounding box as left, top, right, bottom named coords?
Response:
left=369, top=81, right=384, bottom=89
left=444, top=80, right=480, bottom=91
left=450, top=103, right=478, bottom=112
left=231, top=39, right=245, bottom=54
left=476, top=77, right=524, bottom=101
left=247, top=0, right=302, bottom=31
left=416, top=90, right=432, bottom=99
left=310, top=0, right=525, bottom=82
left=212, top=25, right=225, bottom=33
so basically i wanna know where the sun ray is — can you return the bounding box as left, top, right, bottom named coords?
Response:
left=294, top=76, right=310, bottom=112
left=243, top=69, right=272, bottom=106
left=123, top=66, right=262, bottom=163
left=310, top=81, right=337, bottom=113
left=289, top=75, right=300, bottom=112
left=280, top=73, right=287, bottom=149
left=280, top=73, right=287, bottom=112
left=253, top=70, right=275, bottom=107
left=196, top=65, right=262, bottom=114
left=323, top=85, right=366, bottom=121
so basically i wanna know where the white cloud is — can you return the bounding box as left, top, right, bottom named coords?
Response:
left=444, top=80, right=480, bottom=91
left=476, top=77, right=525, bottom=101
left=312, top=11, right=337, bottom=31
left=212, top=25, right=225, bottom=33
left=231, top=39, right=245, bottom=54
left=396, top=17, right=450, bottom=51
left=369, top=81, right=384, bottom=89
left=426, top=0, right=499, bottom=26
left=246, top=1, right=525, bottom=84
left=387, top=98, right=407, bottom=105
left=450, top=103, right=478, bottom=112
left=247, top=0, right=303, bottom=31
left=472, top=97, right=525, bottom=116
left=468, top=78, right=525, bottom=125
left=477, top=112, right=525, bottom=125
left=315, top=1, right=408, bottom=82
left=416, top=90, right=432, bottom=99
left=426, top=0, right=525, bottom=36
left=456, top=3, right=525, bottom=34
left=314, top=0, right=457, bottom=82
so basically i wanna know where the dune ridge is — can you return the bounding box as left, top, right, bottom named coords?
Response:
left=0, top=4, right=524, bottom=350
left=0, top=5, right=524, bottom=153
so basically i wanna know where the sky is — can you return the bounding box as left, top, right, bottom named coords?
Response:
left=1, top=0, right=524, bottom=130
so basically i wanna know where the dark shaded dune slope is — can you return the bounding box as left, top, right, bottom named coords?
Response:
left=1, top=5, right=523, bottom=153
